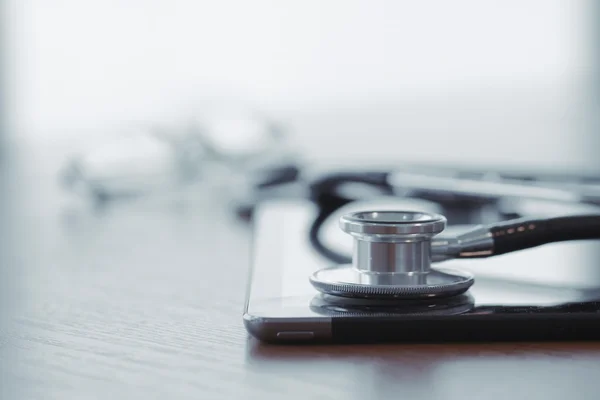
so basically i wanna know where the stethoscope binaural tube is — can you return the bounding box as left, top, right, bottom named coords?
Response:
left=308, top=210, right=600, bottom=300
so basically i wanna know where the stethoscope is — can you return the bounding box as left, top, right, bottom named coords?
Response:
left=308, top=210, right=600, bottom=300
left=300, top=169, right=600, bottom=301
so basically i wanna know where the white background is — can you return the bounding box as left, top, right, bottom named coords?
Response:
left=4, top=0, right=599, bottom=169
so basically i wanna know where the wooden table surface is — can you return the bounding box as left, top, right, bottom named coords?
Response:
left=1, top=146, right=600, bottom=400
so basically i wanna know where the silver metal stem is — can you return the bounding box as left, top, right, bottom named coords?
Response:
left=431, top=226, right=494, bottom=262
left=354, top=240, right=431, bottom=274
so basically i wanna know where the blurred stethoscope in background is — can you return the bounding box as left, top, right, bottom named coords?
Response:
left=59, top=101, right=298, bottom=208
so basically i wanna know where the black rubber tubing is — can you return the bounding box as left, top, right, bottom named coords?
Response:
left=490, top=215, right=600, bottom=255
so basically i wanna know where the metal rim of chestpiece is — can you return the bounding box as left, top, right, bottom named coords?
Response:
left=309, top=210, right=475, bottom=299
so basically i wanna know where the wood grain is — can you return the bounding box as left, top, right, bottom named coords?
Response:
left=2, top=146, right=600, bottom=400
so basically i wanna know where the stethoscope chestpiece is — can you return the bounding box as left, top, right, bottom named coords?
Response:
left=309, top=211, right=474, bottom=300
